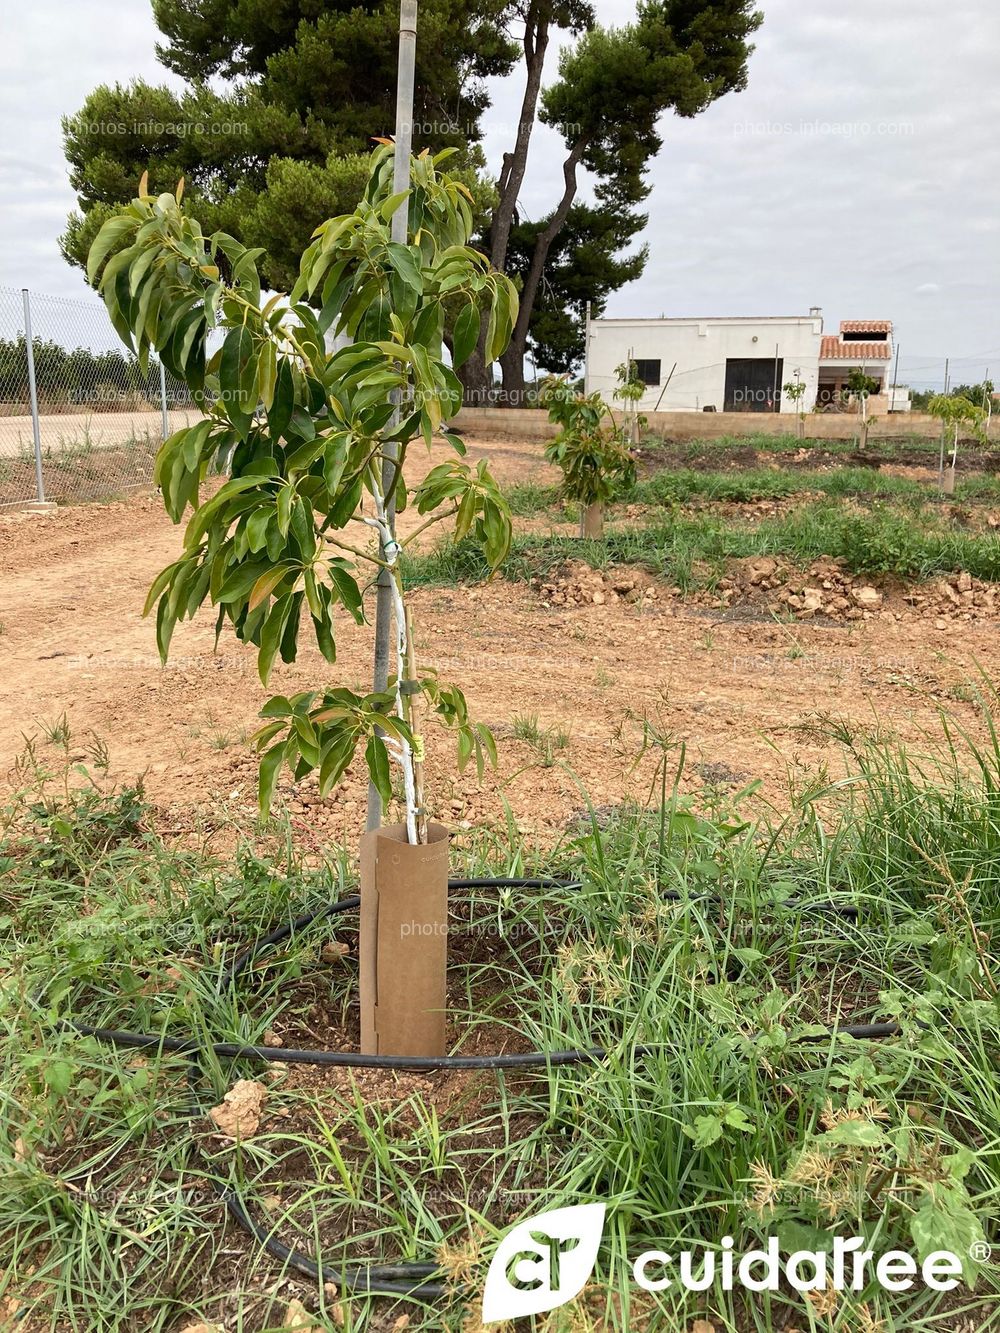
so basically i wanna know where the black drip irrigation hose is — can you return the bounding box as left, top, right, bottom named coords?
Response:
left=54, top=876, right=897, bottom=1301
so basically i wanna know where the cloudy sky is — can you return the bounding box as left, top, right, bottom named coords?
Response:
left=2, top=0, right=997, bottom=388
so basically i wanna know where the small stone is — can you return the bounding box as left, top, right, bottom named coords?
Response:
left=747, top=557, right=777, bottom=584
left=852, top=586, right=882, bottom=609
left=208, top=1079, right=267, bottom=1139
left=283, top=1299, right=323, bottom=1330
left=591, top=590, right=606, bottom=605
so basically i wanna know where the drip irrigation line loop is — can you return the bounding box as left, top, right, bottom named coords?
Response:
left=44, top=874, right=893, bottom=1302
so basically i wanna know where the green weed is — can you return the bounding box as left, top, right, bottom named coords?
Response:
left=1, top=713, right=999, bottom=1329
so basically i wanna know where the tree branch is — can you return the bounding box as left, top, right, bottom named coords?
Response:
left=400, top=503, right=460, bottom=548
left=489, top=0, right=549, bottom=274
left=504, top=135, right=589, bottom=376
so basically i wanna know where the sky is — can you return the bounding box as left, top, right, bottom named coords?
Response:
left=1, top=0, right=998, bottom=390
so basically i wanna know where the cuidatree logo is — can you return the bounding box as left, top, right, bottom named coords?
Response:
left=481, top=1203, right=607, bottom=1323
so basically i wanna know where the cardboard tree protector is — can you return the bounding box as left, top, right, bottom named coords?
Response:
left=88, top=148, right=518, bottom=1057
left=360, top=821, right=449, bottom=1054
left=581, top=502, right=604, bottom=539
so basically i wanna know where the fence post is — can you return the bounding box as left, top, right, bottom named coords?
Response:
left=158, top=360, right=169, bottom=441
left=21, top=288, right=45, bottom=504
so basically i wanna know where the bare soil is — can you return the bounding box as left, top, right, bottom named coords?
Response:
left=1, top=432, right=995, bottom=849
left=635, top=437, right=1000, bottom=474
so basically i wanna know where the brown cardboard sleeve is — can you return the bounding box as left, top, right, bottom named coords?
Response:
left=581, top=502, right=604, bottom=538
left=359, top=821, right=449, bottom=1056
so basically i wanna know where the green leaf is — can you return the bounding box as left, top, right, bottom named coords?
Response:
left=319, top=732, right=356, bottom=796
left=722, top=1105, right=754, bottom=1132
left=276, top=484, right=294, bottom=537
left=256, top=339, right=278, bottom=410
left=248, top=564, right=295, bottom=613
left=220, top=325, right=257, bottom=432
left=142, top=557, right=186, bottom=618
left=260, top=695, right=293, bottom=718
left=293, top=715, right=321, bottom=767
left=217, top=559, right=273, bottom=605
left=911, top=1190, right=984, bottom=1283
left=267, top=357, right=295, bottom=439
left=246, top=506, right=274, bottom=554
left=821, top=1120, right=888, bottom=1149
left=386, top=242, right=423, bottom=293
left=155, top=594, right=177, bottom=664
left=457, top=726, right=474, bottom=771
left=43, top=1059, right=75, bottom=1097
left=328, top=563, right=365, bottom=624
left=379, top=189, right=410, bottom=223
left=686, top=1114, right=724, bottom=1149
left=258, top=740, right=288, bottom=816
left=452, top=302, right=479, bottom=369
left=257, top=594, right=294, bottom=684
left=87, top=214, right=138, bottom=284
left=365, top=734, right=392, bottom=806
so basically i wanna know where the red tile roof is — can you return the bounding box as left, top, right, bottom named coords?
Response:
left=840, top=320, right=892, bottom=334
left=821, top=335, right=892, bottom=360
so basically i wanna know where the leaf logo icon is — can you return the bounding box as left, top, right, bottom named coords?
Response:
left=481, top=1202, right=606, bottom=1323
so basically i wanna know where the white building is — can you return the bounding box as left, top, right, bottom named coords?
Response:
left=584, top=311, right=906, bottom=414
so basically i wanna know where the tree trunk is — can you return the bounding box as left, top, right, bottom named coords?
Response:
left=456, top=344, right=492, bottom=405
left=500, top=137, right=588, bottom=402
left=491, top=3, right=549, bottom=275
left=459, top=4, right=550, bottom=408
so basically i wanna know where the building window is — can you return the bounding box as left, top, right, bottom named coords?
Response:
left=633, top=358, right=661, bottom=386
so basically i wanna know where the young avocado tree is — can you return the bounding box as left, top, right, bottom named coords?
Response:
left=88, top=147, right=518, bottom=1055
left=540, top=376, right=636, bottom=538
left=613, top=357, right=644, bottom=445
left=928, top=393, right=987, bottom=496
left=847, top=367, right=879, bottom=446
left=782, top=374, right=806, bottom=439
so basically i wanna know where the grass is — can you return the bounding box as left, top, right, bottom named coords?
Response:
left=0, top=429, right=161, bottom=507
left=506, top=465, right=1000, bottom=516
left=405, top=496, right=1000, bottom=593
left=640, top=431, right=996, bottom=461
left=511, top=712, right=571, bottom=766
left=1, top=705, right=1000, bottom=1330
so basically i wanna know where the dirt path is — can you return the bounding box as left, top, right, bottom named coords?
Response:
left=1, top=434, right=994, bottom=848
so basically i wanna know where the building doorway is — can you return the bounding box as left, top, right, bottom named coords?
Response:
left=724, top=357, right=783, bottom=412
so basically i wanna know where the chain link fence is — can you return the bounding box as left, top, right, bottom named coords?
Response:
left=0, top=286, right=199, bottom=508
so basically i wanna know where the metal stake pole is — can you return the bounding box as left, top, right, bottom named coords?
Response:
left=22, top=289, right=45, bottom=504
left=938, top=357, right=949, bottom=488
left=583, top=299, right=591, bottom=395
left=367, top=0, right=418, bottom=833
left=159, top=361, right=170, bottom=440
left=889, top=341, right=900, bottom=413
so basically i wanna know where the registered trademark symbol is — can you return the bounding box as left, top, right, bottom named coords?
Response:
left=969, top=1241, right=991, bottom=1263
